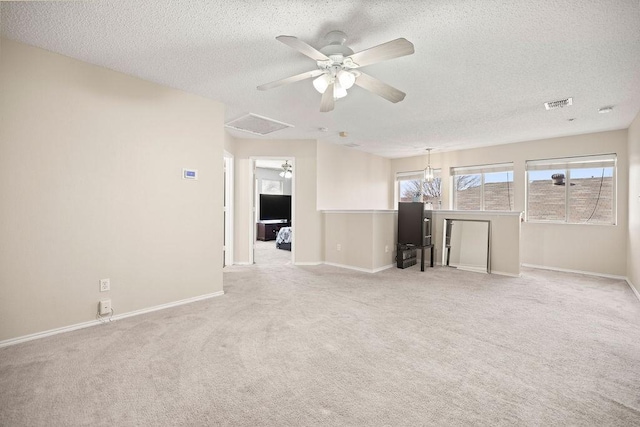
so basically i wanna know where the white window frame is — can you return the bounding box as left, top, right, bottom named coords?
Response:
left=525, top=154, right=617, bottom=225
left=261, top=179, right=283, bottom=195
left=396, top=169, right=442, bottom=208
left=451, top=163, right=514, bottom=211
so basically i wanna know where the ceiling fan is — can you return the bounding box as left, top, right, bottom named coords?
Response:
left=257, top=30, right=414, bottom=112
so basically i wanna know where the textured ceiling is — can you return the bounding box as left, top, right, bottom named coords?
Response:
left=2, top=0, right=639, bottom=158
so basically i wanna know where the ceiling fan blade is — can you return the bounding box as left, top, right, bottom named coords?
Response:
left=276, top=35, right=329, bottom=61
left=354, top=72, right=406, bottom=103
left=320, top=83, right=335, bottom=112
left=257, top=69, right=323, bottom=91
left=347, top=38, right=414, bottom=68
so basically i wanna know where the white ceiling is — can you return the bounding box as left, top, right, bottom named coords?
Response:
left=2, top=1, right=639, bottom=158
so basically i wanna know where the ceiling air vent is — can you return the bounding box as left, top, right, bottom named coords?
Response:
left=225, top=113, right=294, bottom=136
left=344, top=143, right=360, bottom=148
left=544, top=97, right=573, bottom=110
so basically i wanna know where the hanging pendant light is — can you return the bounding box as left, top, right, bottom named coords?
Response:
left=424, top=148, right=434, bottom=182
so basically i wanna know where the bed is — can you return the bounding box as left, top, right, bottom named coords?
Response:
left=275, top=226, right=292, bottom=251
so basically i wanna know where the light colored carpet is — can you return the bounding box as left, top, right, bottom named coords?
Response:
left=253, top=239, right=291, bottom=265
left=1, top=264, right=639, bottom=426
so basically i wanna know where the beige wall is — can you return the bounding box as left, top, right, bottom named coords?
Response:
left=317, top=141, right=392, bottom=210
left=372, top=213, right=398, bottom=270
left=324, top=211, right=396, bottom=271
left=628, top=112, right=640, bottom=289
left=432, top=211, right=521, bottom=276
left=231, top=138, right=323, bottom=264
left=224, top=131, right=236, bottom=156
left=0, top=40, right=225, bottom=341
left=391, top=131, right=629, bottom=276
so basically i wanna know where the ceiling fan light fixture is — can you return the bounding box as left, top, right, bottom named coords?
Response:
left=337, top=70, right=356, bottom=89
left=279, top=161, right=293, bottom=179
left=312, top=74, right=331, bottom=94
left=258, top=32, right=414, bottom=112
left=334, top=80, right=348, bottom=99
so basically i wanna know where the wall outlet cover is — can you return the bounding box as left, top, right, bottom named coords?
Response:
left=99, top=278, right=110, bottom=292
left=99, top=299, right=111, bottom=315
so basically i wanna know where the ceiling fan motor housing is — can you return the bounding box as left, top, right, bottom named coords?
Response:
left=319, top=30, right=354, bottom=58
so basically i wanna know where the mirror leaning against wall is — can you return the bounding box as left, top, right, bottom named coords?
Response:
left=442, top=219, right=490, bottom=273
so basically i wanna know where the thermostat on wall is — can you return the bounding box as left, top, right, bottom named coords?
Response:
left=182, top=168, right=198, bottom=180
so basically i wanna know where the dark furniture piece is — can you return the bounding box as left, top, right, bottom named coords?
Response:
left=396, top=244, right=417, bottom=269
left=396, top=243, right=434, bottom=271
left=257, top=221, right=290, bottom=241
left=397, top=202, right=434, bottom=271
left=275, top=226, right=292, bottom=251
left=278, top=242, right=291, bottom=251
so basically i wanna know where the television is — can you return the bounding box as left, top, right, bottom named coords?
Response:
left=259, top=194, right=291, bottom=221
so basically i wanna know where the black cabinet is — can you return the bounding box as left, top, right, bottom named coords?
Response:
left=398, top=202, right=432, bottom=246
left=257, top=222, right=290, bottom=241
left=397, top=203, right=434, bottom=270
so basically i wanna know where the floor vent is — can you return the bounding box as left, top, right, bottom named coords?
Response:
left=544, top=97, right=573, bottom=110
left=225, top=113, right=294, bottom=136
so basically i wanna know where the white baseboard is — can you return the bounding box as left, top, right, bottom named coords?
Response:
left=489, top=270, right=521, bottom=277
left=455, top=265, right=488, bottom=274
left=372, top=264, right=395, bottom=273
left=324, top=262, right=393, bottom=274
left=626, top=278, right=640, bottom=302
left=522, top=263, right=638, bottom=301
left=294, top=262, right=323, bottom=266
left=521, top=263, right=627, bottom=280
left=0, top=291, right=224, bottom=349
left=234, top=262, right=252, bottom=266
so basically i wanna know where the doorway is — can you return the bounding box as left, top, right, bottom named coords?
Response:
left=223, top=152, right=234, bottom=267
left=251, top=157, right=294, bottom=266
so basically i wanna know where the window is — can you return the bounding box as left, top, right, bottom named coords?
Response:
left=526, top=154, right=616, bottom=224
left=261, top=179, right=283, bottom=195
left=452, top=163, right=514, bottom=211
left=396, top=170, right=442, bottom=208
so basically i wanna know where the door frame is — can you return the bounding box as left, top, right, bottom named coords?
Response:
left=223, top=151, right=234, bottom=267
left=249, top=156, right=295, bottom=264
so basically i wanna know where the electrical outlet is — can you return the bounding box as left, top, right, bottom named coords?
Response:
left=385, top=245, right=389, bottom=253
left=99, top=278, right=110, bottom=292
left=337, top=243, right=341, bottom=251
left=99, top=299, right=111, bottom=315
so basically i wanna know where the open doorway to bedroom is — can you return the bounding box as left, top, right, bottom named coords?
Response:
left=252, top=158, right=294, bottom=266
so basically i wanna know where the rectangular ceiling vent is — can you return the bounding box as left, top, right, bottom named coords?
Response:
left=225, top=113, right=294, bottom=136
left=344, top=143, right=361, bottom=148
left=544, top=97, right=573, bottom=110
